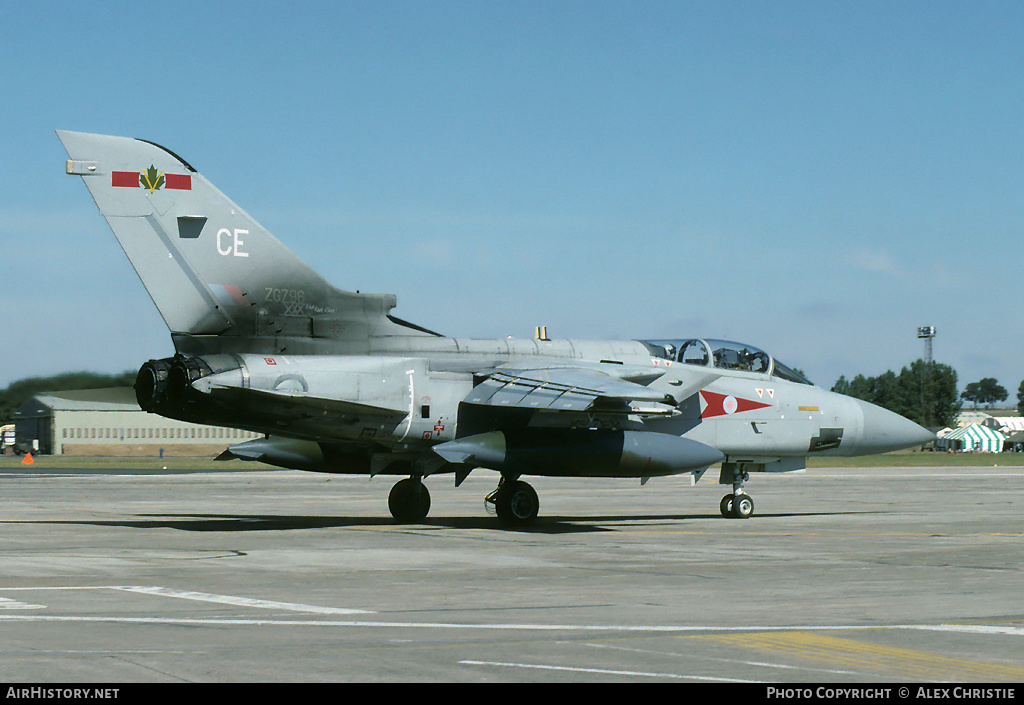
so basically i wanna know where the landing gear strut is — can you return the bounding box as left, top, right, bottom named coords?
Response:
left=486, top=478, right=539, bottom=527
left=719, top=462, right=755, bottom=519
left=388, top=477, right=431, bottom=523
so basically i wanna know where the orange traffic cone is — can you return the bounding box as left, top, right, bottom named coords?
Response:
left=21, top=453, right=33, bottom=465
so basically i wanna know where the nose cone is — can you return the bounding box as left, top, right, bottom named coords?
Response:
left=852, top=399, right=935, bottom=455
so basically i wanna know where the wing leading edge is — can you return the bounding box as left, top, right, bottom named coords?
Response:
left=463, top=367, right=679, bottom=416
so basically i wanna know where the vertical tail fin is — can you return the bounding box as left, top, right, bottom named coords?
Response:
left=58, top=130, right=430, bottom=351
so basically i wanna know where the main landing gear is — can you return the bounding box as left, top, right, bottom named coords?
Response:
left=388, top=477, right=431, bottom=523
left=486, top=478, right=540, bottom=528
left=387, top=475, right=541, bottom=528
left=719, top=462, right=755, bottom=519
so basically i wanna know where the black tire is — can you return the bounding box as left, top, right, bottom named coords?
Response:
left=731, top=494, right=754, bottom=519
left=495, top=480, right=539, bottom=527
left=719, top=494, right=734, bottom=517
left=388, top=478, right=431, bottom=523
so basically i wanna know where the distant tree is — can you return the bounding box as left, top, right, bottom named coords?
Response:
left=831, top=375, right=849, bottom=395
left=960, top=378, right=1008, bottom=409
left=1018, top=379, right=1024, bottom=416
left=832, top=370, right=910, bottom=417
left=0, top=371, right=136, bottom=423
left=909, top=360, right=961, bottom=429
left=831, top=373, right=872, bottom=401
left=832, top=359, right=960, bottom=428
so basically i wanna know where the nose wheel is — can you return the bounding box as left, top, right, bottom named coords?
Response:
left=719, top=492, right=754, bottom=519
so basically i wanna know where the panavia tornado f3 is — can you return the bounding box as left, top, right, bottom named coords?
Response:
left=58, top=130, right=934, bottom=526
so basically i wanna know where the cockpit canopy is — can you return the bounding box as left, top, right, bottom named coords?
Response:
left=638, top=338, right=813, bottom=385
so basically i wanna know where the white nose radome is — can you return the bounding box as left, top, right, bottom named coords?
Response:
left=851, top=398, right=935, bottom=455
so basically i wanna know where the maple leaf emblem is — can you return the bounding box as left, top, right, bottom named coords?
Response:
left=139, top=164, right=165, bottom=193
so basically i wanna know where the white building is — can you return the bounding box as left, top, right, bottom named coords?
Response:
left=955, top=410, right=993, bottom=427
left=982, top=416, right=1024, bottom=434
left=14, top=387, right=261, bottom=456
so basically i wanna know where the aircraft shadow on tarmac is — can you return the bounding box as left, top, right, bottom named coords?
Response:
left=20, top=513, right=606, bottom=533
left=14, top=509, right=867, bottom=534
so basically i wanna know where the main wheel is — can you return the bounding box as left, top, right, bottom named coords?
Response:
left=388, top=478, right=431, bottom=523
left=731, top=493, right=754, bottom=519
left=495, top=480, right=539, bottom=527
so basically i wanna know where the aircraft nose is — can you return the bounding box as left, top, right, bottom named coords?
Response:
left=852, top=398, right=935, bottom=455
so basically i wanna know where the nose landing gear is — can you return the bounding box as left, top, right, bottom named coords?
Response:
left=719, top=462, right=755, bottom=519
left=719, top=492, right=754, bottom=519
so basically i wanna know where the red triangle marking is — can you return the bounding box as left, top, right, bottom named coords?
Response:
left=699, top=390, right=773, bottom=419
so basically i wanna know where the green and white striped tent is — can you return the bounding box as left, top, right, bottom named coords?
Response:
left=936, top=423, right=1004, bottom=453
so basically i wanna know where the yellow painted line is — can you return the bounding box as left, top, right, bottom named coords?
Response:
left=695, top=630, right=1024, bottom=681
left=625, top=529, right=1024, bottom=538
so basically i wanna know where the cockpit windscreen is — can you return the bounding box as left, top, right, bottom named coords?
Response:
left=770, top=359, right=814, bottom=385
left=639, top=338, right=813, bottom=385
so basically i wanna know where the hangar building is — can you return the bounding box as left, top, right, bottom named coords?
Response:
left=13, top=387, right=261, bottom=456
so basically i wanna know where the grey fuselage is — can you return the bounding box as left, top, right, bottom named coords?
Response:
left=164, top=332, right=925, bottom=476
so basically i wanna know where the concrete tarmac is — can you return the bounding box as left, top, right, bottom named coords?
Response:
left=1, top=463, right=1022, bottom=683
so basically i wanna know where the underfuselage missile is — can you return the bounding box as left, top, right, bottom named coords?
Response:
left=432, top=429, right=725, bottom=478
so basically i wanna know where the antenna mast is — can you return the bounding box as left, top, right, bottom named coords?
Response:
left=917, top=326, right=936, bottom=427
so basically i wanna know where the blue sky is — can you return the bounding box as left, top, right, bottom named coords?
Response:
left=2, top=1, right=1022, bottom=396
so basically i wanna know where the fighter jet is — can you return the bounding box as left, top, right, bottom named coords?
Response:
left=57, top=130, right=934, bottom=526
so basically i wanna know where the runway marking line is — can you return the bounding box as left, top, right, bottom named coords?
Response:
left=697, top=630, right=1024, bottom=682
left=0, top=585, right=372, bottom=615
left=0, top=603, right=1019, bottom=640
left=0, top=597, right=46, bottom=610
left=626, top=530, right=1024, bottom=538
left=110, top=586, right=374, bottom=615
left=576, top=640, right=859, bottom=677
left=457, top=659, right=757, bottom=682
